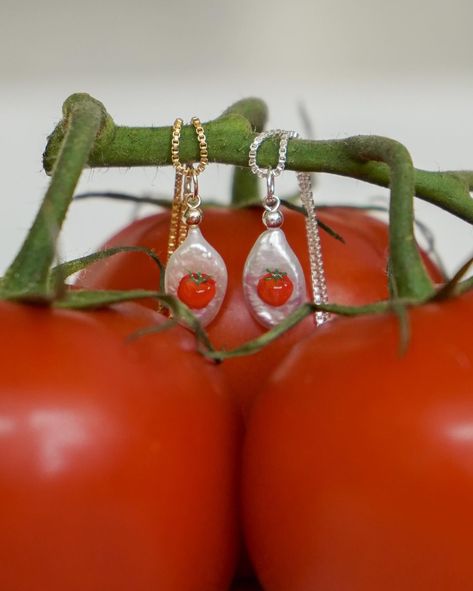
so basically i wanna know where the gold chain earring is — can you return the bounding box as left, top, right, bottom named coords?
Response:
left=164, top=118, right=227, bottom=327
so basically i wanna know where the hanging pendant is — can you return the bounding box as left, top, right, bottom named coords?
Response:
left=165, top=226, right=227, bottom=327
left=243, top=227, right=306, bottom=328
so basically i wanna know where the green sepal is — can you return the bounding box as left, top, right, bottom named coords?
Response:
left=54, top=288, right=214, bottom=357
left=54, top=289, right=163, bottom=309
left=263, top=269, right=288, bottom=280
left=430, top=255, right=473, bottom=301
left=185, top=271, right=214, bottom=285
left=49, top=245, right=165, bottom=293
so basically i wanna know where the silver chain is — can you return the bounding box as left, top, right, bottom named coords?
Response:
left=248, top=129, right=298, bottom=178
left=297, top=171, right=330, bottom=326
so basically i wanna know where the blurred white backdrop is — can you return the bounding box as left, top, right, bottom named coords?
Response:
left=1, top=0, right=472, bottom=275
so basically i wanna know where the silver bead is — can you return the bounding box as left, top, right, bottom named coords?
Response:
left=184, top=207, right=203, bottom=226
left=263, top=209, right=284, bottom=228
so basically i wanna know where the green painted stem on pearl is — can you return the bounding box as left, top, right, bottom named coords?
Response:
left=2, top=94, right=110, bottom=298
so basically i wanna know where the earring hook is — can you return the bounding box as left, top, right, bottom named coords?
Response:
left=171, top=117, right=208, bottom=176
left=248, top=129, right=298, bottom=179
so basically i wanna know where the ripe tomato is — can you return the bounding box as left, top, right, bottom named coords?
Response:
left=256, top=269, right=293, bottom=307
left=178, top=271, right=217, bottom=309
left=0, top=300, right=240, bottom=591
left=243, top=291, right=473, bottom=591
left=77, top=206, right=443, bottom=415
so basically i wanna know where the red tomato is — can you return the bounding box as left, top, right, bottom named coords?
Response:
left=0, top=300, right=240, bottom=591
left=178, top=271, right=216, bottom=309
left=77, top=206, right=443, bottom=415
left=256, top=269, right=293, bottom=307
left=242, top=291, right=473, bottom=591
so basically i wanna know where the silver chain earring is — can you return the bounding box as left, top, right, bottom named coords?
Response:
left=244, top=129, right=329, bottom=328
left=243, top=130, right=307, bottom=328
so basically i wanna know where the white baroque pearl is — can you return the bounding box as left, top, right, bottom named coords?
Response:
left=243, top=228, right=307, bottom=328
left=165, top=227, right=227, bottom=327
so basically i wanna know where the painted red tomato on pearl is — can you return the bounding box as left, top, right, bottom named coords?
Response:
left=178, top=272, right=216, bottom=309
left=257, top=269, right=293, bottom=307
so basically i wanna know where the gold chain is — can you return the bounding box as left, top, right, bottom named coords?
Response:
left=166, top=171, right=184, bottom=260
left=167, top=117, right=208, bottom=263
left=171, top=117, right=208, bottom=176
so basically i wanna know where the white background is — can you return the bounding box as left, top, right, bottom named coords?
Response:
left=1, top=0, right=472, bottom=277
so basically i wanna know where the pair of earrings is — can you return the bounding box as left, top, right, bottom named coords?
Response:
left=164, top=121, right=329, bottom=329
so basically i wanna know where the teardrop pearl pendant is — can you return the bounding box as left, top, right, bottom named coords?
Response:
left=243, top=214, right=307, bottom=328
left=165, top=226, right=227, bottom=327
left=165, top=117, right=227, bottom=328
left=244, top=129, right=308, bottom=328
left=243, top=225, right=306, bottom=328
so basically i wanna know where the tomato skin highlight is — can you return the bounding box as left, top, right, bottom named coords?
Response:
left=256, top=270, right=293, bottom=307
left=0, top=301, right=240, bottom=591
left=178, top=272, right=216, bottom=309
left=243, top=292, right=473, bottom=591
left=77, top=206, right=443, bottom=415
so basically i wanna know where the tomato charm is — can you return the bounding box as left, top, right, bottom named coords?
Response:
left=256, top=268, right=293, bottom=307
left=177, top=271, right=216, bottom=309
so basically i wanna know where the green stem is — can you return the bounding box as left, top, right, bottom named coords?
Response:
left=231, top=167, right=261, bottom=207
left=3, top=94, right=110, bottom=298
left=220, top=97, right=268, bottom=131
left=346, top=136, right=434, bottom=300
left=226, top=98, right=267, bottom=207
left=204, top=298, right=410, bottom=361
left=43, top=99, right=473, bottom=225
left=74, top=191, right=228, bottom=210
